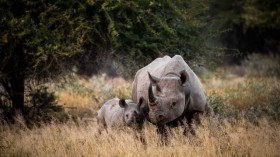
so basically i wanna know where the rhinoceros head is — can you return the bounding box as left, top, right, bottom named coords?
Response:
left=119, top=97, right=145, bottom=128
left=147, top=71, right=190, bottom=125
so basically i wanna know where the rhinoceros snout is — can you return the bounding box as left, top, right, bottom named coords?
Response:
left=150, top=114, right=165, bottom=124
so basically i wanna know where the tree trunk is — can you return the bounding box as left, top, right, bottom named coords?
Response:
left=1, top=42, right=26, bottom=116
left=10, top=74, right=25, bottom=115
left=10, top=43, right=25, bottom=115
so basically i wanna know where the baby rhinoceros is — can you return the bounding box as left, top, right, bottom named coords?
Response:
left=97, top=97, right=145, bottom=132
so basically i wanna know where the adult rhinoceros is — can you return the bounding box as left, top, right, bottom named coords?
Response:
left=132, top=55, right=207, bottom=136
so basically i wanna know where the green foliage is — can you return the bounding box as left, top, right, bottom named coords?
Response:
left=81, top=0, right=221, bottom=72
left=209, top=0, right=280, bottom=29
left=242, top=0, right=280, bottom=29
left=209, top=0, right=280, bottom=57
left=0, top=0, right=90, bottom=117
left=209, top=0, right=243, bottom=28
left=0, top=0, right=89, bottom=79
left=0, top=0, right=223, bottom=79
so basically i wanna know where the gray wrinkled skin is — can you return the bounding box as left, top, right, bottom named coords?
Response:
left=132, top=55, right=207, bottom=126
left=97, top=97, right=145, bottom=131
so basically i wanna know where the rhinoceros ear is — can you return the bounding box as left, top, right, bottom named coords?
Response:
left=180, top=70, right=189, bottom=86
left=137, top=96, right=145, bottom=108
left=119, top=99, right=127, bottom=108
left=148, top=72, right=160, bottom=85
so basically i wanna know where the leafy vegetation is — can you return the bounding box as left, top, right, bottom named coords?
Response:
left=209, top=0, right=280, bottom=59
left=24, top=87, right=69, bottom=127
left=77, top=0, right=222, bottom=76
left=0, top=0, right=89, bottom=118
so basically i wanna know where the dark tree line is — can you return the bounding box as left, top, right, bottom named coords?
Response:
left=209, top=0, right=280, bottom=63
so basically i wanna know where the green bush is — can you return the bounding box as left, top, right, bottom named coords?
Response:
left=207, top=93, right=237, bottom=120
left=24, top=87, right=69, bottom=127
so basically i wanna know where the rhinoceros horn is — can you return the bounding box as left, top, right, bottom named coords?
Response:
left=148, top=72, right=160, bottom=105
left=148, top=83, right=157, bottom=104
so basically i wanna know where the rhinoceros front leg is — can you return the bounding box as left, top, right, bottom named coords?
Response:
left=156, top=125, right=169, bottom=145
left=184, top=110, right=203, bottom=136
left=134, top=129, right=147, bottom=146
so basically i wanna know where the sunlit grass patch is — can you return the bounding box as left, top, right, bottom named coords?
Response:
left=54, top=74, right=132, bottom=109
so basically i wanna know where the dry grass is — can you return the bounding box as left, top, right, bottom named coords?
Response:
left=1, top=117, right=279, bottom=157
left=204, top=75, right=280, bottom=109
left=56, top=74, right=132, bottom=110
left=1, top=54, right=280, bottom=157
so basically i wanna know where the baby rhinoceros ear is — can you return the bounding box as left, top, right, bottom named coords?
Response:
left=119, top=99, right=127, bottom=108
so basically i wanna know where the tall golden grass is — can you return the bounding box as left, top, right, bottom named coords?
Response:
left=56, top=74, right=132, bottom=110
left=0, top=54, right=279, bottom=157
left=1, top=117, right=279, bottom=157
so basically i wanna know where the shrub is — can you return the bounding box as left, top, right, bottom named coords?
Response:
left=24, top=86, right=69, bottom=127
left=207, top=93, right=237, bottom=121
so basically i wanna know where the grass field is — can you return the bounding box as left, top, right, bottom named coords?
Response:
left=0, top=54, right=279, bottom=157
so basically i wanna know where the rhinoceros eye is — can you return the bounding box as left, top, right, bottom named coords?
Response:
left=171, top=102, right=176, bottom=107
left=126, top=114, right=129, bottom=118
